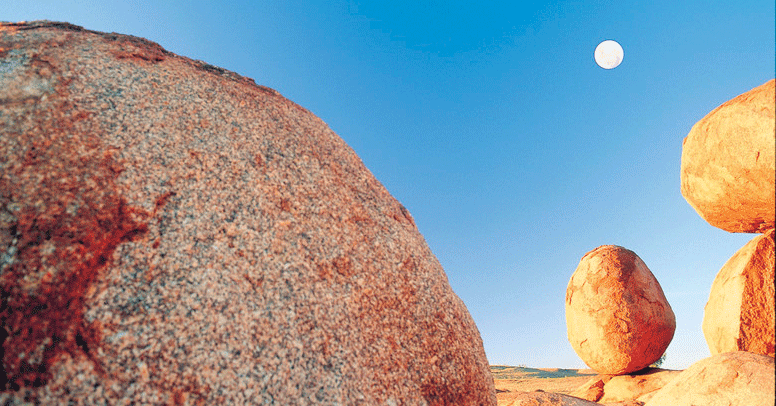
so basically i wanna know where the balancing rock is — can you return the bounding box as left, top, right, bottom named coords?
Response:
left=702, top=229, right=775, bottom=357
left=644, top=351, right=775, bottom=406
left=680, top=79, right=776, bottom=233
left=0, top=21, right=495, bottom=405
left=565, top=246, right=675, bottom=375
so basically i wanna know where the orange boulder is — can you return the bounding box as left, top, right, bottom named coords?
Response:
left=565, top=246, right=676, bottom=375
left=702, top=229, right=775, bottom=357
left=680, top=79, right=776, bottom=233
left=644, top=352, right=775, bottom=406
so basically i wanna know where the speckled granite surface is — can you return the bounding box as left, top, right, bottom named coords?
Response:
left=0, top=21, right=496, bottom=405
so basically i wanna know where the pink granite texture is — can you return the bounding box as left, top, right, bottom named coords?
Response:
left=0, top=21, right=496, bottom=405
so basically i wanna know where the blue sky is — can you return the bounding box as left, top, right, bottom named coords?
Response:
left=5, top=1, right=774, bottom=370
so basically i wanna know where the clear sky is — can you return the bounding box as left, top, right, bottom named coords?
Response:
left=5, top=1, right=774, bottom=370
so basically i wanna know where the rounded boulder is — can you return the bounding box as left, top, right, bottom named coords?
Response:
left=0, top=21, right=495, bottom=405
left=680, top=79, right=776, bottom=233
left=644, top=351, right=775, bottom=406
left=702, top=229, right=775, bottom=357
left=565, top=246, right=676, bottom=375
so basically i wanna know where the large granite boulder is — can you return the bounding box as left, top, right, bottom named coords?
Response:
left=703, top=229, right=775, bottom=357
left=0, top=21, right=495, bottom=405
left=565, top=246, right=675, bottom=375
left=644, top=351, right=775, bottom=406
left=680, top=79, right=776, bottom=233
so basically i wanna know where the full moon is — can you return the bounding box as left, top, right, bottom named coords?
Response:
left=594, top=40, right=624, bottom=69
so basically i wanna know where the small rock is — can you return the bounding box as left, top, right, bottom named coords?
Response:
left=680, top=79, right=776, bottom=233
left=569, top=376, right=611, bottom=402
left=565, top=246, right=676, bottom=375
left=644, top=351, right=775, bottom=406
left=703, top=229, right=775, bottom=357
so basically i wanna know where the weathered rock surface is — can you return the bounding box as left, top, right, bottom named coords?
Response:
left=565, top=246, right=675, bottom=375
left=644, top=351, right=775, bottom=406
left=598, top=368, right=681, bottom=403
left=568, top=376, right=609, bottom=402
left=680, top=79, right=776, bottom=233
left=703, top=229, right=776, bottom=357
left=0, top=21, right=496, bottom=405
left=569, top=368, right=680, bottom=404
left=504, top=391, right=600, bottom=406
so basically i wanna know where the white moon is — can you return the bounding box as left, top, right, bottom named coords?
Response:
left=594, top=40, right=624, bottom=69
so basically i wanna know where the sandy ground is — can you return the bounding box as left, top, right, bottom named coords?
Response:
left=491, top=366, right=598, bottom=405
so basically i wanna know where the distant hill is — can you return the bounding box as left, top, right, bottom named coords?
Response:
left=490, top=365, right=596, bottom=380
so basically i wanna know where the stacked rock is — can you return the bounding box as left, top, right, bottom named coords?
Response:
left=681, top=79, right=776, bottom=358
left=565, top=245, right=676, bottom=375
left=563, top=80, right=774, bottom=406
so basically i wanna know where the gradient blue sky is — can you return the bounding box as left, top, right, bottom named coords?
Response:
left=5, top=1, right=774, bottom=370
